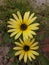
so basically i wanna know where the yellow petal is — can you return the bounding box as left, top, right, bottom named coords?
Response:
left=23, top=11, right=30, bottom=22
left=29, top=13, right=35, bottom=21
left=24, top=29, right=33, bottom=38
left=27, top=31, right=33, bottom=38
left=30, top=23, right=39, bottom=27
left=28, top=51, right=35, bottom=60
left=8, top=29, right=16, bottom=32
left=10, top=18, right=21, bottom=25
left=30, top=38, right=35, bottom=45
left=7, top=25, right=14, bottom=28
left=15, top=42, right=22, bottom=46
left=13, top=47, right=22, bottom=50
left=15, top=50, right=22, bottom=56
left=10, top=31, right=18, bottom=37
left=19, top=38, right=24, bottom=45
left=28, top=51, right=32, bottom=61
left=23, top=29, right=31, bottom=39
left=30, top=31, right=36, bottom=35
left=24, top=39, right=30, bottom=45
left=32, top=51, right=39, bottom=56
left=12, top=14, right=19, bottom=21
left=32, top=23, right=40, bottom=26
left=10, top=18, right=16, bottom=22
left=7, top=21, right=21, bottom=29
left=31, top=46, right=39, bottom=50
left=31, top=42, right=38, bottom=47
left=28, top=34, right=33, bottom=38
left=28, top=23, right=39, bottom=30
left=15, top=31, right=22, bottom=39
left=23, top=29, right=33, bottom=40
left=29, top=23, right=40, bottom=27
left=24, top=52, right=27, bottom=63
left=31, top=54, right=36, bottom=59
left=19, top=50, right=24, bottom=61
left=23, top=32, right=28, bottom=41
left=8, top=20, right=17, bottom=25
left=8, top=21, right=14, bottom=25
left=23, top=34, right=26, bottom=41
left=28, top=17, right=37, bottom=25
left=17, top=11, right=22, bottom=23
left=7, top=24, right=17, bottom=28
left=28, top=55, right=32, bottom=61
left=30, top=27, right=39, bottom=30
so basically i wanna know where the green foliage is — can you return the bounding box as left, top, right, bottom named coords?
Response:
left=0, top=0, right=31, bottom=22
left=38, top=52, right=49, bottom=65
left=38, top=35, right=45, bottom=41
left=7, top=48, right=15, bottom=58
left=3, top=33, right=14, bottom=44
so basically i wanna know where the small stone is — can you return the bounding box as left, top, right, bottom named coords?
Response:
left=9, top=57, right=14, bottom=62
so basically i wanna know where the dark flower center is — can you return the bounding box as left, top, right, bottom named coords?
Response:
left=23, top=45, right=29, bottom=51
left=20, top=24, right=27, bottom=30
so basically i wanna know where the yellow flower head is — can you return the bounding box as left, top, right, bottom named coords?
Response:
left=13, top=38, right=39, bottom=63
left=7, top=11, right=40, bottom=40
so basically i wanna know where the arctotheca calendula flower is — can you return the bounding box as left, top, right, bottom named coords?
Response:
left=7, top=11, right=40, bottom=40
left=13, top=38, right=39, bottom=63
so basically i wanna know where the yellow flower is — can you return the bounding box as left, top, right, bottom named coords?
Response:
left=7, top=11, right=40, bottom=40
left=13, top=38, right=39, bottom=63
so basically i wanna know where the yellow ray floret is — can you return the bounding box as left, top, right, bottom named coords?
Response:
left=7, top=11, right=40, bottom=40
left=13, top=38, right=39, bottom=63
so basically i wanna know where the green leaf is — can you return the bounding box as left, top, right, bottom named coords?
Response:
left=39, top=35, right=45, bottom=41
left=27, top=60, right=35, bottom=65
left=38, top=52, right=49, bottom=65
left=7, top=48, right=15, bottom=58
left=3, top=33, right=14, bottom=44
left=11, top=62, right=17, bottom=65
